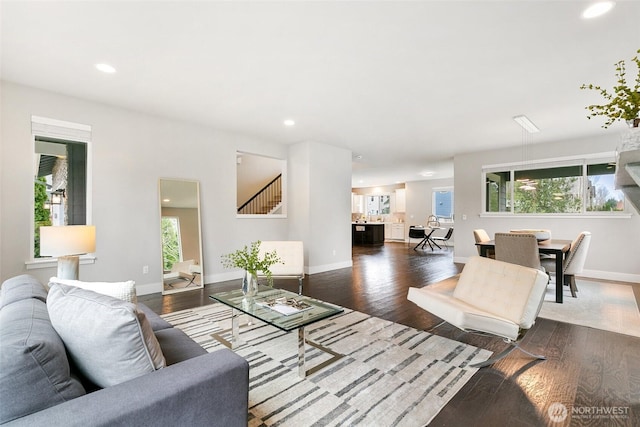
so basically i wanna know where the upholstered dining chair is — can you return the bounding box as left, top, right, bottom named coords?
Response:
left=494, top=233, right=546, bottom=273
left=541, top=231, right=591, bottom=298
left=473, top=229, right=494, bottom=258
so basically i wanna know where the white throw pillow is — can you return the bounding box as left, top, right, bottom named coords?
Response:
left=47, top=283, right=165, bottom=388
left=49, top=277, right=137, bottom=304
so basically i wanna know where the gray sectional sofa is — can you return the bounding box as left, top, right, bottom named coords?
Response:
left=0, top=275, right=249, bottom=426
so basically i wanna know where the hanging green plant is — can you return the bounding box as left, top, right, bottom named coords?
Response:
left=580, top=49, right=640, bottom=128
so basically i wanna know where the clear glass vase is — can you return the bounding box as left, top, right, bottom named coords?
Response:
left=242, top=270, right=259, bottom=297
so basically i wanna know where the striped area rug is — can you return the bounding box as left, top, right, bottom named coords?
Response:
left=161, top=304, right=492, bottom=426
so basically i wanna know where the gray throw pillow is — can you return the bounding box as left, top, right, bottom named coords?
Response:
left=47, top=283, right=166, bottom=388
left=0, top=298, right=85, bottom=424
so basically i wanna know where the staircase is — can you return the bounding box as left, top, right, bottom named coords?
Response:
left=238, top=174, right=282, bottom=215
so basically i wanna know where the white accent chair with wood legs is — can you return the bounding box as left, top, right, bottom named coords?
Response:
left=257, top=241, right=305, bottom=295
left=407, top=256, right=549, bottom=368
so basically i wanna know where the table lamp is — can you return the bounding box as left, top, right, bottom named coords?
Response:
left=40, top=225, right=96, bottom=280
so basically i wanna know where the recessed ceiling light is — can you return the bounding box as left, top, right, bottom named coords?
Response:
left=163, top=198, right=170, bottom=203
left=419, top=171, right=435, bottom=177
left=95, top=63, right=116, bottom=73
left=582, top=2, right=615, bottom=19
left=283, top=119, right=295, bottom=126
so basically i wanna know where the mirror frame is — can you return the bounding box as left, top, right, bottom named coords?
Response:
left=159, top=178, right=204, bottom=295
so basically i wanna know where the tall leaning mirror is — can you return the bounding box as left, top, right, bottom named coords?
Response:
left=159, top=178, right=204, bottom=295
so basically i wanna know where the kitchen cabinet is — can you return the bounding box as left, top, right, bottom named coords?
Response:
left=352, top=194, right=364, bottom=214
left=384, top=223, right=392, bottom=239
left=395, top=189, right=406, bottom=213
left=352, top=223, right=384, bottom=245
left=391, top=223, right=405, bottom=240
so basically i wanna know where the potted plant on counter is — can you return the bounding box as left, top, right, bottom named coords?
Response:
left=221, top=240, right=282, bottom=297
left=580, top=48, right=640, bottom=129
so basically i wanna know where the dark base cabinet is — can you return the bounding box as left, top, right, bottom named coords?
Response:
left=352, top=223, right=385, bottom=245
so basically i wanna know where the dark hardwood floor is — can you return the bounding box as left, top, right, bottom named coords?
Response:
left=139, top=243, right=640, bottom=427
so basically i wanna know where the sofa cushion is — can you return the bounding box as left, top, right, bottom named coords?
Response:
left=0, top=274, right=48, bottom=308
left=47, top=284, right=166, bottom=388
left=0, top=298, right=86, bottom=424
left=49, top=277, right=137, bottom=304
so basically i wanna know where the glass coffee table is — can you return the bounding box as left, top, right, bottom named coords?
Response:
left=209, top=285, right=344, bottom=378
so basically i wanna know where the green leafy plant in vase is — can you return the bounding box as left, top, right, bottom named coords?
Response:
left=580, top=48, right=640, bottom=129
left=221, top=240, right=282, bottom=297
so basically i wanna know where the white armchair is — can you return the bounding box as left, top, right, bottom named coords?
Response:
left=257, top=241, right=305, bottom=295
left=163, top=259, right=199, bottom=286
left=407, top=256, right=549, bottom=368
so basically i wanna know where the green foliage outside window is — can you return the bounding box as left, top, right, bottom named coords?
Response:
left=485, top=162, right=624, bottom=214
left=34, top=177, right=51, bottom=258
left=514, top=177, right=582, bottom=214
left=162, top=217, right=181, bottom=271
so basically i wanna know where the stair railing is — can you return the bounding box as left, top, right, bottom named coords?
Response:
left=237, top=174, right=282, bottom=214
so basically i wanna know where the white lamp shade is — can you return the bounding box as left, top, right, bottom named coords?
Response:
left=40, top=225, right=96, bottom=257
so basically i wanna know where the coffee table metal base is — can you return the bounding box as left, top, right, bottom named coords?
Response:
left=212, top=308, right=344, bottom=378
left=298, top=327, right=344, bottom=378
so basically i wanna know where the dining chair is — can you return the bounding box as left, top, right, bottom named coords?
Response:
left=494, top=232, right=546, bottom=273
left=541, top=231, right=591, bottom=298
left=432, top=227, right=453, bottom=248
left=408, top=226, right=427, bottom=249
left=473, top=229, right=494, bottom=258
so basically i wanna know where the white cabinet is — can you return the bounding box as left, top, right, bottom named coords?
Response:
left=391, top=223, right=405, bottom=240
left=395, top=189, right=406, bottom=213
left=352, top=193, right=364, bottom=214
left=384, top=223, right=392, bottom=239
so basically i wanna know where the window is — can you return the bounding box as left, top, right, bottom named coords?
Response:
left=483, top=156, right=624, bottom=215
left=32, top=116, right=91, bottom=259
left=366, top=195, right=391, bottom=215
left=161, top=217, right=182, bottom=270
left=433, top=188, right=454, bottom=220
left=587, top=163, right=623, bottom=211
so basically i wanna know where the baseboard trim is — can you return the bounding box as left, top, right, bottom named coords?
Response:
left=580, top=269, right=640, bottom=284
left=307, top=260, right=353, bottom=275
left=136, top=281, right=162, bottom=296
left=454, top=257, right=640, bottom=284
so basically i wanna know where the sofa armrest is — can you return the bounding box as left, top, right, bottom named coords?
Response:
left=6, top=349, right=248, bottom=427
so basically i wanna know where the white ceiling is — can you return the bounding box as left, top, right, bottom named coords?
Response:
left=2, top=1, right=639, bottom=187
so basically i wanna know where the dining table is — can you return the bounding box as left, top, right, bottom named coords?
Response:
left=410, top=226, right=444, bottom=251
left=476, top=239, right=572, bottom=303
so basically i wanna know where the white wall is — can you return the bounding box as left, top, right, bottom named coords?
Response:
left=0, top=82, right=351, bottom=293
left=289, top=141, right=353, bottom=274
left=453, top=133, right=640, bottom=282
left=406, top=178, right=455, bottom=241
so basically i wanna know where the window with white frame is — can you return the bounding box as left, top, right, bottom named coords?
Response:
left=483, top=155, right=624, bottom=214
left=433, top=187, right=454, bottom=221
left=32, top=116, right=91, bottom=259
